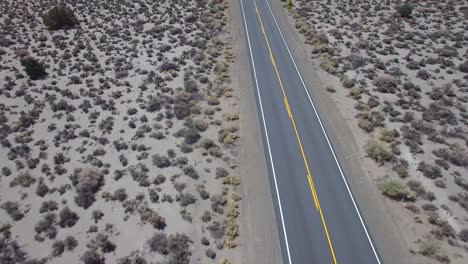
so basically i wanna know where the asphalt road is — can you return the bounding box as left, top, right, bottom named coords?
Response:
left=239, top=0, right=382, bottom=263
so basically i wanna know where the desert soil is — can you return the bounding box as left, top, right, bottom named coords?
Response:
left=0, top=0, right=249, bottom=263
left=278, top=0, right=468, bottom=263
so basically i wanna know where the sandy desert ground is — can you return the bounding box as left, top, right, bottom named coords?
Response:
left=0, top=0, right=243, bottom=263
left=283, top=0, right=468, bottom=263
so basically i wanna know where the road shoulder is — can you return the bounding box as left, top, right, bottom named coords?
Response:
left=228, top=0, right=284, bottom=263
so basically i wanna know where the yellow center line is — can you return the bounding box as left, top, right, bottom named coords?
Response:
left=252, top=0, right=338, bottom=263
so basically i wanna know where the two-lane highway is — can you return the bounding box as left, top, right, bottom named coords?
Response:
left=239, top=0, right=382, bottom=263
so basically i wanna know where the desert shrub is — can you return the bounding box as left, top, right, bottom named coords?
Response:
left=422, top=204, right=438, bottom=212
left=404, top=204, right=421, bottom=214
left=71, top=168, right=104, bottom=209
left=455, top=177, right=468, bottom=192
left=211, top=194, right=227, bottom=214
left=127, top=108, right=137, bottom=115
left=52, top=240, right=65, bottom=257
left=152, top=154, right=170, bottom=168
left=380, top=180, right=411, bottom=201
left=407, top=180, right=425, bottom=197
left=1, top=167, right=11, bottom=176
left=173, top=94, right=194, bottom=120
left=183, top=166, right=199, bottom=179
left=184, top=79, right=198, bottom=93
left=223, top=176, right=240, bottom=186
left=346, top=53, right=367, bottom=69
left=0, top=237, right=29, bottom=264
left=434, top=147, right=468, bottom=167
left=417, top=162, right=442, bottom=179
left=149, top=189, right=160, bottom=203
left=10, top=171, right=36, bottom=188
left=449, top=193, right=468, bottom=212
left=148, top=232, right=168, bottom=254
left=379, top=128, right=398, bottom=143
left=39, top=201, right=58, bottom=213
left=21, top=57, right=47, bottom=80
left=393, top=160, right=408, bottom=178
left=458, top=61, right=468, bottom=73
left=81, top=250, right=104, bottom=264
left=459, top=229, right=468, bottom=242
left=139, top=206, right=166, bottom=230
left=94, top=233, right=116, bottom=253
left=419, top=238, right=449, bottom=262
left=64, top=236, right=78, bottom=251
left=114, top=188, right=128, bottom=202
left=422, top=103, right=457, bottom=126
left=177, top=126, right=200, bottom=145
left=364, top=140, right=393, bottom=163
left=119, top=154, right=128, bottom=167
left=42, top=5, right=78, bottom=30
left=117, top=253, right=147, bottom=264
left=177, top=193, right=197, bottom=207
left=439, top=221, right=456, bottom=238
left=153, top=174, right=166, bottom=185
left=1, top=201, right=24, bottom=221
left=200, top=210, right=212, bottom=223
left=373, top=76, right=397, bottom=94
left=397, top=4, right=413, bottom=18
left=424, top=193, right=437, bottom=204
left=147, top=233, right=192, bottom=263
left=205, top=248, right=216, bottom=259
left=146, top=97, right=163, bottom=113
left=36, top=181, right=49, bottom=197
left=59, top=206, right=79, bottom=228
left=92, top=210, right=104, bottom=223
left=34, top=213, right=57, bottom=239
left=159, top=61, right=178, bottom=72
left=198, top=186, right=210, bottom=200
left=207, top=220, right=226, bottom=239
left=215, top=168, right=229, bottom=179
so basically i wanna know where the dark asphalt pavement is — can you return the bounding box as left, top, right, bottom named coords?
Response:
left=239, top=0, right=382, bottom=263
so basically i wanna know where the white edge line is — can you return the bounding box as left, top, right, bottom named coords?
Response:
left=239, top=0, right=293, bottom=263
left=263, top=0, right=382, bottom=263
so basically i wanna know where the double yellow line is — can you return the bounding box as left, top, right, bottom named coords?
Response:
left=252, top=0, right=337, bottom=263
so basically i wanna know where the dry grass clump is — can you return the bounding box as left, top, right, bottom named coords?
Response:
left=380, top=179, right=412, bottom=201
left=418, top=238, right=449, bottom=263
left=364, top=140, right=393, bottom=163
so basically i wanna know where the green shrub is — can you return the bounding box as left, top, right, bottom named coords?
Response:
left=381, top=180, right=410, bottom=200
left=365, top=140, right=393, bottom=163
left=397, top=4, right=413, bottom=19
left=43, top=5, right=78, bottom=30
left=20, top=57, right=47, bottom=80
